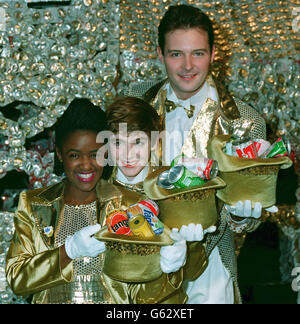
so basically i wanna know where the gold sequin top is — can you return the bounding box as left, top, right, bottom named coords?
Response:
left=44, top=201, right=112, bottom=304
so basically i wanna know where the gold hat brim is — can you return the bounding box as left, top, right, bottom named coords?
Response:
left=207, top=134, right=292, bottom=171
left=207, top=135, right=293, bottom=208
left=143, top=166, right=226, bottom=200
left=94, top=224, right=174, bottom=246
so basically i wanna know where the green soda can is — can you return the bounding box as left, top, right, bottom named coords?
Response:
left=260, top=137, right=290, bottom=158
left=168, top=165, right=206, bottom=189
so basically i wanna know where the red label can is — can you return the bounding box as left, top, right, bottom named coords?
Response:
left=137, top=199, right=159, bottom=216
left=232, top=139, right=258, bottom=159
left=106, top=209, right=133, bottom=236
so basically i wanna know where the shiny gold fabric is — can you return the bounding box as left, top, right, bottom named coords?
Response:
left=183, top=242, right=208, bottom=281
left=143, top=168, right=226, bottom=280
left=95, top=224, right=173, bottom=246
left=95, top=222, right=173, bottom=283
left=103, top=249, right=162, bottom=283
left=5, top=179, right=122, bottom=304
left=207, top=134, right=293, bottom=208
left=102, top=270, right=186, bottom=304
left=143, top=75, right=266, bottom=160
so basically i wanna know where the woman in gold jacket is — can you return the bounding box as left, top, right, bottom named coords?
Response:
left=6, top=98, right=116, bottom=304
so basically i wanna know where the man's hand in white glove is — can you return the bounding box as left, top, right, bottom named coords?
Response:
left=224, top=200, right=278, bottom=219
left=179, top=223, right=216, bottom=242
left=160, top=228, right=187, bottom=274
left=65, top=224, right=106, bottom=260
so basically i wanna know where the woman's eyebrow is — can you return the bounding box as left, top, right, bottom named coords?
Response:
left=65, top=149, right=99, bottom=153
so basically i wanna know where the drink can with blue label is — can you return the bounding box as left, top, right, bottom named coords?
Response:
left=127, top=200, right=164, bottom=235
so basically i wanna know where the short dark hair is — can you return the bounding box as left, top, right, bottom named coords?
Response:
left=54, top=98, right=112, bottom=179
left=106, top=96, right=161, bottom=137
left=158, top=4, right=214, bottom=54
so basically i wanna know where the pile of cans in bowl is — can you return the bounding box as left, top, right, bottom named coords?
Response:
left=157, top=155, right=219, bottom=190
left=224, top=136, right=290, bottom=159
left=106, top=199, right=164, bottom=239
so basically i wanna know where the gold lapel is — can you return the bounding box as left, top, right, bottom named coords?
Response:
left=142, top=76, right=242, bottom=161
left=181, top=98, right=220, bottom=158
left=95, top=179, right=123, bottom=225
left=29, top=182, right=65, bottom=247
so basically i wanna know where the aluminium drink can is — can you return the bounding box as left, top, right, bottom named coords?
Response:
left=106, top=209, right=133, bottom=236
left=138, top=199, right=159, bottom=217
left=171, top=154, right=218, bottom=180
left=127, top=201, right=164, bottom=235
left=157, top=170, right=175, bottom=189
left=168, top=165, right=206, bottom=189
left=128, top=214, right=155, bottom=239
left=259, top=137, right=290, bottom=158
left=231, top=137, right=258, bottom=159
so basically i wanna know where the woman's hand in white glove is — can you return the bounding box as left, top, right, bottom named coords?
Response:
left=65, top=224, right=106, bottom=260
left=179, top=223, right=216, bottom=242
left=160, top=228, right=187, bottom=274
left=224, top=200, right=278, bottom=219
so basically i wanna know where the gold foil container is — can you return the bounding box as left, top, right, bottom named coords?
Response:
left=207, top=134, right=293, bottom=208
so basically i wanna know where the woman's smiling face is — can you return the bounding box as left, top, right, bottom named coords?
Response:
left=56, top=130, right=104, bottom=202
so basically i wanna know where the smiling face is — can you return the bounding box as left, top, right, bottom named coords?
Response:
left=157, top=28, right=215, bottom=100
left=56, top=130, right=104, bottom=204
left=109, top=131, right=151, bottom=180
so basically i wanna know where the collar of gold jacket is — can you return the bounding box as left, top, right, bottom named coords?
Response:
left=25, top=179, right=123, bottom=247
left=142, top=74, right=241, bottom=122
left=27, top=179, right=122, bottom=207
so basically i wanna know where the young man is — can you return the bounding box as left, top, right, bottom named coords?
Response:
left=103, top=96, right=188, bottom=304
left=126, top=4, right=277, bottom=303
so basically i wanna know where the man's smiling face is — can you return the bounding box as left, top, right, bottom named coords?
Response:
left=157, top=27, right=215, bottom=100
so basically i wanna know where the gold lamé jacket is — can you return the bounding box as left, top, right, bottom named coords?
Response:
left=5, top=179, right=121, bottom=304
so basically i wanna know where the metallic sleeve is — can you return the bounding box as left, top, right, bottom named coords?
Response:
left=5, top=192, right=73, bottom=296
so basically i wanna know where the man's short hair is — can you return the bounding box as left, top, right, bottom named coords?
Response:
left=106, top=96, right=161, bottom=137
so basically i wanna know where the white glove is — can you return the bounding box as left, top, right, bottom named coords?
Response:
left=160, top=228, right=187, bottom=274
left=179, top=223, right=216, bottom=242
left=65, top=224, right=106, bottom=260
left=224, top=200, right=278, bottom=219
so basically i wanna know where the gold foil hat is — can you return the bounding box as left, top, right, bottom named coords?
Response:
left=143, top=167, right=226, bottom=229
left=207, top=135, right=293, bottom=208
left=94, top=225, right=173, bottom=282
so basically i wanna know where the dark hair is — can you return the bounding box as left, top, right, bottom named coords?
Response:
left=158, top=4, right=214, bottom=54
left=106, top=96, right=161, bottom=136
left=54, top=98, right=112, bottom=179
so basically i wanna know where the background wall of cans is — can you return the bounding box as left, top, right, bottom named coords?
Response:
left=0, top=0, right=299, bottom=303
